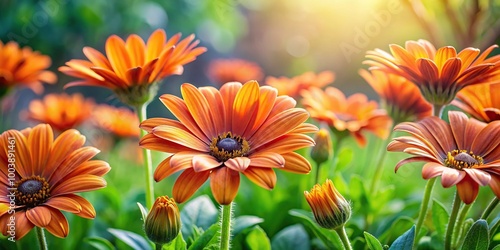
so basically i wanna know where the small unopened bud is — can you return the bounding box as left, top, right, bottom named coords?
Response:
left=310, top=128, right=332, bottom=165
left=144, top=196, right=181, bottom=245
left=304, top=179, right=351, bottom=230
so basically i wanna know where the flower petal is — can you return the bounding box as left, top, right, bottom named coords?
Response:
left=456, top=175, right=479, bottom=204
left=463, top=168, right=491, bottom=186
left=44, top=129, right=86, bottom=178
left=232, top=81, right=260, bottom=136
left=49, top=146, right=100, bottom=187
left=440, top=168, right=465, bottom=188
left=281, top=152, right=311, bottom=174
left=192, top=154, right=221, bottom=172
left=224, top=157, right=251, bottom=172
left=1, top=211, right=34, bottom=240
left=152, top=125, right=208, bottom=152
left=243, top=167, right=276, bottom=190
left=44, top=209, right=69, bottom=238
left=181, top=83, right=217, bottom=139
left=26, top=206, right=52, bottom=227
left=210, top=167, right=240, bottom=205
left=51, top=175, right=106, bottom=196
left=29, top=124, right=53, bottom=175
left=140, top=133, right=193, bottom=153
left=422, top=162, right=447, bottom=179
left=249, top=152, right=284, bottom=168
left=172, top=168, right=210, bottom=203
left=44, top=196, right=82, bottom=214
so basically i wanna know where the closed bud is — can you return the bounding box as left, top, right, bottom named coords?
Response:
left=310, top=128, right=332, bottom=165
left=144, top=196, right=181, bottom=245
left=304, top=179, right=351, bottom=230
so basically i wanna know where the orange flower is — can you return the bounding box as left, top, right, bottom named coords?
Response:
left=266, top=71, right=335, bottom=98
left=452, top=83, right=500, bottom=122
left=388, top=111, right=500, bottom=204
left=140, top=81, right=317, bottom=205
left=359, top=69, right=432, bottom=123
left=92, top=104, right=140, bottom=138
left=24, top=93, right=94, bottom=132
left=59, top=29, right=206, bottom=106
left=0, top=41, right=56, bottom=97
left=0, top=124, right=110, bottom=239
left=207, top=59, right=263, bottom=86
left=364, top=39, right=500, bottom=105
left=301, top=87, right=392, bottom=146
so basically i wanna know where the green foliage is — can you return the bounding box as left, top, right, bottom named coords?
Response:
left=364, top=232, right=384, bottom=250
left=461, top=220, right=489, bottom=250
left=271, top=224, right=310, bottom=250
left=389, top=225, right=415, bottom=250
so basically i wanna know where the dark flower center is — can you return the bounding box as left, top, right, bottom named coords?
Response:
left=210, top=132, right=250, bottom=162
left=14, top=176, right=51, bottom=208
left=445, top=150, right=483, bottom=170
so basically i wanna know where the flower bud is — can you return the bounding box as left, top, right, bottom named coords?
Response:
left=304, top=179, right=351, bottom=230
left=144, top=196, right=181, bottom=245
left=310, top=128, right=332, bottom=165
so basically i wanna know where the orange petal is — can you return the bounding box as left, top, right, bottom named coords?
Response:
left=464, top=168, right=491, bottom=186
left=440, top=58, right=462, bottom=85
left=389, top=44, right=417, bottom=69
left=152, top=125, right=208, bottom=152
left=199, top=86, right=226, bottom=133
left=44, top=209, right=69, bottom=238
left=210, top=167, right=240, bottom=205
left=192, top=154, right=221, bottom=172
left=71, top=160, right=111, bottom=177
left=248, top=152, right=284, bottom=168
left=224, top=157, right=251, bottom=172
left=471, top=121, right=500, bottom=158
left=440, top=168, right=466, bottom=188
left=435, top=46, right=457, bottom=71
left=220, top=82, right=243, bottom=131
left=140, top=118, right=187, bottom=133
left=181, top=83, right=217, bottom=139
left=232, top=81, right=260, bottom=136
left=125, top=34, right=146, bottom=66
left=154, top=153, right=198, bottom=181
left=243, top=167, right=276, bottom=190
left=245, top=85, right=278, bottom=138
left=48, top=146, right=100, bottom=187
left=29, top=124, right=53, bottom=175
left=172, top=168, right=210, bottom=203
left=105, top=35, right=131, bottom=81
left=146, top=29, right=166, bottom=62
left=254, top=133, right=315, bottom=154
left=83, top=47, right=112, bottom=70
left=26, top=206, right=52, bottom=227
left=51, top=175, right=106, bottom=196
left=422, top=162, right=447, bottom=179
left=44, top=129, right=86, bottom=178
left=456, top=175, right=479, bottom=204
left=457, top=48, right=480, bottom=72
left=280, top=152, right=311, bottom=174
left=44, top=196, right=82, bottom=214
left=488, top=174, right=500, bottom=199
left=416, top=58, right=439, bottom=83
left=65, top=194, right=96, bottom=219
left=140, top=133, right=193, bottom=153
left=2, top=130, right=31, bottom=178
left=1, top=211, right=34, bottom=240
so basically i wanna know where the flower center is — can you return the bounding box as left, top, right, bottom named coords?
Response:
left=444, top=150, right=483, bottom=170
left=210, top=132, right=250, bottom=162
left=14, top=176, right=51, bottom=208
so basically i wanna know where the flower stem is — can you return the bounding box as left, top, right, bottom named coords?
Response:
left=314, top=162, right=322, bottom=184
left=220, top=203, right=233, bottom=250
left=452, top=203, right=472, bottom=249
left=155, top=243, right=163, bottom=250
left=137, top=103, right=155, bottom=208
left=445, top=190, right=462, bottom=250
left=36, top=227, right=48, bottom=250
left=481, top=197, right=499, bottom=220
left=433, top=104, right=445, bottom=118
left=414, top=177, right=437, bottom=248
left=335, top=226, right=353, bottom=250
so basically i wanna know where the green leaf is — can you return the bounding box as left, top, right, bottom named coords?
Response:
left=232, top=216, right=264, bottom=236
left=85, top=237, right=116, bottom=250
left=188, top=223, right=221, bottom=250
left=181, top=195, right=218, bottom=241
left=137, top=202, right=149, bottom=222
left=289, top=209, right=343, bottom=249
left=432, top=199, right=449, bottom=240
left=108, top=228, right=152, bottom=250
left=349, top=175, right=370, bottom=215
left=379, top=216, right=415, bottom=244
left=461, top=219, right=489, bottom=250
left=491, top=245, right=500, bottom=250
left=364, top=232, right=383, bottom=250
left=336, top=147, right=353, bottom=172
left=165, top=233, right=187, bottom=250
left=245, top=226, right=271, bottom=250
left=389, top=225, right=415, bottom=250
left=271, top=224, right=310, bottom=250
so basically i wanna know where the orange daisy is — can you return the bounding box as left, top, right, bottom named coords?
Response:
left=388, top=111, right=500, bottom=204
left=140, top=81, right=317, bottom=205
left=0, top=124, right=110, bottom=239
left=266, top=71, right=335, bottom=98
left=0, top=41, right=56, bottom=97
left=359, top=69, right=432, bottom=124
left=301, top=87, right=392, bottom=146
left=207, top=59, right=263, bottom=86
left=92, top=104, right=140, bottom=138
left=24, top=93, right=94, bottom=132
left=452, top=83, right=500, bottom=122
left=59, top=29, right=206, bottom=106
left=364, top=39, right=500, bottom=105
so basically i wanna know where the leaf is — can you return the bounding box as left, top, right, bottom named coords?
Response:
left=461, top=219, right=489, bottom=250
left=389, top=225, right=415, bottom=250
left=289, top=209, right=343, bottom=249
left=84, top=237, right=116, bottom=250
left=165, top=233, right=187, bottom=250
left=232, top=216, right=264, bottom=236
left=271, top=224, right=310, bottom=250
left=364, top=232, right=383, bottom=250
left=107, top=228, right=152, bottom=250
left=137, top=202, right=149, bottom=222
left=181, top=195, right=218, bottom=241
left=492, top=245, right=500, bottom=250
left=188, top=223, right=221, bottom=250
left=336, top=147, right=353, bottom=172
left=432, top=199, right=449, bottom=240
left=245, top=226, right=271, bottom=250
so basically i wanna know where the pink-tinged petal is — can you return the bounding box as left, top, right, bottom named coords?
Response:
left=440, top=168, right=466, bottom=188
left=243, top=167, right=276, bottom=190
left=172, top=168, right=210, bottom=203
left=44, top=196, right=82, bottom=214
left=192, top=154, right=221, bottom=172
left=471, top=120, right=500, bottom=158
left=44, top=209, right=69, bottom=238
left=488, top=174, right=500, bottom=199
left=456, top=175, right=479, bottom=204
left=249, top=152, right=284, bottom=168
left=210, top=167, right=240, bottom=205
left=281, top=152, right=311, bottom=174
left=422, top=162, right=447, bottom=179
left=463, top=168, right=491, bottom=186
left=225, top=157, right=251, bottom=172
left=394, top=156, right=432, bottom=172
left=152, top=125, right=209, bottom=152
left=26, top=206, right=52, bottom=227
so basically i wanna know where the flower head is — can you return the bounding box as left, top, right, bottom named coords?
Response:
left=0, top=124, right=110, bottom=239
left=304, top=179, right=351, bottom=230
left=301, top=87, right=392, bottom=146
left=207, top=59, right=263, bottom=86
left=452, top=83, right=500, bottom=122
left=59, top=29, right=206, bottom=106
left=359, top=69, right=432, bottom=123
left=92, top=104, right=140, bottom=138
left=310, top=128, right=332, bottom=165
left=140, top=81, right=317, bottom=205
left=144, top=196, right=181, bottom=246
left=388, top=111, right=500, bottom=204
left=266, top=71, right=335, bottom=98
left=0, top=41, right=56, bottom=97
left=364, top=39, right=500, bottom=105
left=24, top=93, right=94, bottom=132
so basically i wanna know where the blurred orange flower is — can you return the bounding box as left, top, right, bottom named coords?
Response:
left=388, top=111, right=500, bottom=204
left=140, top=81, right=317, bottom=205
left=92, top=104, right=140, bottom=138
left=24, top=93, right=94, bottom=132
left=365, top=40, right=500, bottom=105
left=59, top=29, right=206, bottom=106
left=359, top=69, right=432, bottom=123
left=0, top=41, right=56, bottom=97
left=266, top=71, right=334, bottom=98
left=0, top=124, right=110, bottom=239
left=207, top=59, right=263, bottom=86
left=452, top=83, right=500, bottom=122
left=301, top=87, right=392, bottom=146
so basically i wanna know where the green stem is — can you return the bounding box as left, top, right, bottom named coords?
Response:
left=480, top=197, right=499, bottom=220
left=445, top=191, right=462, bottom=250
left=331, top=135, right=345, bottom=173
left=137, top=103, right=155, bottom=208
left=452, top=203, right=472, bottom=249
left=414, top=177, right=437, bottom=248
left=335, top=226, right=353, bottom=250
left=155, top=243, right=163, bottom=250
left=433, top=104, right=445, bottom=118
left=220, top=203, right=233, bottom=250
left=314, top=162, right=322, bottom=184
left=369, top=130, right=393, bottom=192
left=36, top=227, right=48, bottom=250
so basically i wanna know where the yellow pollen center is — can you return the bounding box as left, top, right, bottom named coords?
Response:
left=14, top=176, right=51, bottom=208
left=210, top=132, right=250, bottom=162
left=444, top=150, right=483, bottom=170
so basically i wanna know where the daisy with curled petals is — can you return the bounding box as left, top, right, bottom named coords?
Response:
left=266, top=71, right=335, bottom=98
left=301, top=87, right=392, bottom=147
left=207, top=58, right=264, bottom=86
left=452, top=83, right=500, bottom=122
left=0, top=41, right=57, bottom=98
left=364, top=39, right=500, bottom=108
left=388, top=111, right=500, bottom=204
left=140, top=81, right=317, bottom=205
left=0, top=124, right=110, bottom=241
left=92, top=104, right=140, bottom=138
